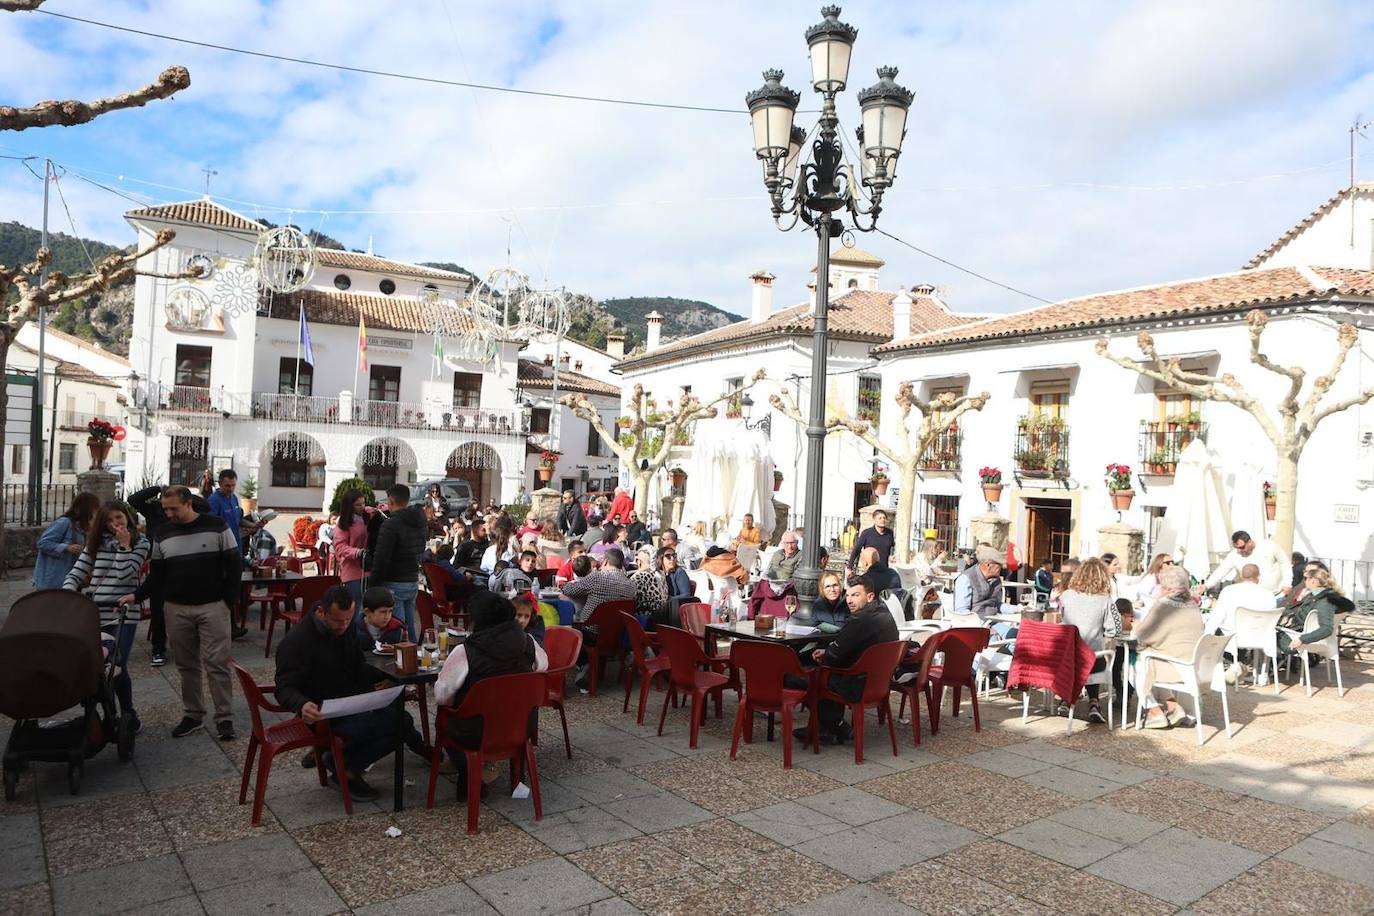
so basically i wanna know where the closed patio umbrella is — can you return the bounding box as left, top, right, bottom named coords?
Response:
left=1156, top=440, right=1233, bottom=580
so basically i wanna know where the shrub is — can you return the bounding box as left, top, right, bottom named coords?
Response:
left=330, top=477, right=375, bottom=512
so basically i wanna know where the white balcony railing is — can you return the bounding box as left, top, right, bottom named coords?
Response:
left=252, top=393, right=528, bottom=436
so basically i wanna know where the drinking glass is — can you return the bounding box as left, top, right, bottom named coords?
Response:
left=422, top=628, right=438, bottom=656
left=784, top=595, right=798, bottom=617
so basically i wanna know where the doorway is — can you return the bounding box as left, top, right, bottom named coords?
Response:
left=1025, top=498, right=1072, bottom=570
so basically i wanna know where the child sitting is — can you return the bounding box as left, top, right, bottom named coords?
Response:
left=356, top=586, right=405, bottom=647
left=512, top=592, right=549, bottom=645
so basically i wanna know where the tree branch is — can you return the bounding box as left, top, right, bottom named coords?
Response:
left=1299, top=321, right=1359, bottom=424
left=1308, top=385, right=1374, bottom=428
left=0, top=66, right=191, bottom=132
left=1246, top=310, right=1304, bottom=412
left=561, top=391, right=635, bottom=466
left=7, top=229, right=181, bottom=325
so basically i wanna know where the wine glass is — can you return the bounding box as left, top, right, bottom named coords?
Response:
left=422, top=628, right=438, bottom=658
left=784, top=595, right=798, bottom=618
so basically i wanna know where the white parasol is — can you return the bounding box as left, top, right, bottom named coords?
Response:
left=1226, top=459, right=1269, bottom=543
left=1156, top=440, right=1233, bottom=579
left=679, top=419, right=776, bottom=542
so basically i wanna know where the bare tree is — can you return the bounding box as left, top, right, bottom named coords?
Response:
left=1097, top=310, right=1374, bottom=554
left=561, top=370, right=765, bottom=519
left=1, top=0, right=189, bottom=542
left=772, top=382, right=990, bottom=564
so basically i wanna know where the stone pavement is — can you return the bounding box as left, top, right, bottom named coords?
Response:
left=3, top=593, right=1374, bottom=915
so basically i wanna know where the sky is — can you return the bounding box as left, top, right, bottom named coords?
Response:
left=2, top=0, right=1374, bottom=320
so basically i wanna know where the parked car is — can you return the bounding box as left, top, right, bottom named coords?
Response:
left=409, top=478, right=473, bottom=520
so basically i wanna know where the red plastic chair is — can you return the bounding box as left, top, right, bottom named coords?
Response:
left=231, top=661, right=350, bottom=827
left=677, top=601, right=731, bottom=667
left=729, top=640, right=815, bottom=768
left=923, top=627, right=990, bottom=735
left=814, top=640, right=907, bottom=764
left=426, top=672, right=545, bottom=834
left=287, top=532, right=326, bottom=575
left=891, top=638, right=940, bottom=747
left=542, top=626, right=583, bottom=759
left=421, top=563, right=468, bottom=629
left=264, top=573, right=339, bottom=657
left=247, top=556, right=301, bottom=629
left=656, top=625, right=731, bottom=749
left=578, top=600, right=635, bottom=697
left=621, top=612, right=672, bottom=725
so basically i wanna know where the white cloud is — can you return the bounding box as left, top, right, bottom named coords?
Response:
left=2, top=0, right=1373, bottom=322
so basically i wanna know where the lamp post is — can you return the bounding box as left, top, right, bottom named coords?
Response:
left=746, top=5, right=912, bottom=610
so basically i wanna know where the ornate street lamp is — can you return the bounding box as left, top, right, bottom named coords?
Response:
left=746, top=5, right=912, bottom=609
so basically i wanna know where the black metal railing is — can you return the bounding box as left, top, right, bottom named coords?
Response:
left=1, top=483, right=82, bottom=525
left=1138, top=421, right=1208, bottom=473
left=918, top=428, right=962, bottom=473
left=1013, top=421, right=1070, bottom=478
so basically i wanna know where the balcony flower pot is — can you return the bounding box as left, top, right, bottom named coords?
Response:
left=1167, top=420, right=1179, bottom=432
left=86, top=438, right=112, bottom=469
left=982, top=483, right=1003, bottom=503
left=537, top=466, right=554, bottom=482
left=672, top=469, right=688, bottom=489
left=872, top=477, right=890, bottom=496
left=1110, top=489, right=1135, bottom=511
left=1264, top=496, right=1276, bottom=521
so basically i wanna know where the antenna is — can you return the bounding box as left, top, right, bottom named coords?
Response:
left=201, top=167, right=218, bottom=198
left=1350, top=118, right=1372, bottom=246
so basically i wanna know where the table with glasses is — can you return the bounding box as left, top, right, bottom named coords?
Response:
left=238, top=569, right=303, bottom=621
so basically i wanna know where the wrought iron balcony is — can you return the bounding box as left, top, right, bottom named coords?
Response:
left=251, top=393, right=528, bottom=436
left=918, top=428, right=962, bottom=473
left=143, top=382, right=249, bottom=416
left=1138, top=420, right=1207, bottom=474
left=1013, top=418, right=1070, bottom=479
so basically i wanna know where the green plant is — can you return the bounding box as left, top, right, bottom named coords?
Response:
left=240, top=476, right=257, bottom=499
left=1148, top=450, right=1171, bottom=466
left=506, top=497, right=532, bottom=526
left=329, top=477, right=376, bottom=512
left=1015, top=448, right=1047, bottom=470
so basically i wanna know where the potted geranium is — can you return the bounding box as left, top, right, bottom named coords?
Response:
left=1263, top=480, right=1277, bottom=520
left=871, top=467, right=890, bottom=497
left=538, top=449, right=560, bottom=482
left=979, top=466, right=1003, bottom=503
left=86, top=417, right=117, bottom=469
left=670, top=465, right=688, bottom=489
left=772, top=468, right=783, bottom=492
left=1105, top=463, right=1134, bottom=510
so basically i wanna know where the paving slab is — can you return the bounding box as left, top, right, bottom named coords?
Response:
left=352, top=881, right=498, bottom=916
left=728, top=801, right=850, bottom=847
left=795, top=786, right=908, bottom=826
left=51, top=853, right=192, bottom=916
left=1278, top=836, right=1374, bottom=888
left=180, top=833, right=313, bottom=893
left=469, top=857, right=615, bottom=916
left=1046, top=802, right=1170, bottom=845
left=1086, top=827, right=1264, bottom=906
left=598, top=792, right=713, bottom=833
left=785, top=883, right=922, bottom=915
left=997, top=816, right=1123, bottom=867
left=792, top=825, right=928, bottom=881
left=198, top=866, right=346, bottom=916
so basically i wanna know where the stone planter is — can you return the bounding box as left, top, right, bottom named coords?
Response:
left=537, top=466, right=554, bottom=482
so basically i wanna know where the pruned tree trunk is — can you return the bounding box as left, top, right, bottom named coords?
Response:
left=1099, top=311, right=1374, bottom=557
left=773, top=382, right=990, bottom=565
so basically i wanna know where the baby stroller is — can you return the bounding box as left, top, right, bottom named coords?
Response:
left=0, top=589, right=136, bottom=799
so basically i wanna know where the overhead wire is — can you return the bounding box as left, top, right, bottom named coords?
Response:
left=51, top=169, right=100, bottom=272
left=874, top=228, right=1054, bottom=304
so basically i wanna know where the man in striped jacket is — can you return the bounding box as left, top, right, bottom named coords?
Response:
left=124, top=486, right=242, bottom=740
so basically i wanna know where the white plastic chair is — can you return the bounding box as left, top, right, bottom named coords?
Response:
left=1066, top=649, right=1115, bottom=735
left=735, top=545, right=760, bottom=574
left=1232, top=607, right=1283, bottom=694
left=1289, top=610, right=1345, bottom=698
left=706, top=572, right=740, bottom=612
left=1134, top=633, right=1233, bottom=745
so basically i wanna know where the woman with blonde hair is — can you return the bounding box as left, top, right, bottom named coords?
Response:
left=912, top=537, right=946, bottom=582
left=1057, top=557, right=1120, bottom=723
left=810, top=570, right=849, bottom=626
left=1280, top=567, right=1353, bottom=654
left=1134, top=553, right=1174, bottom=605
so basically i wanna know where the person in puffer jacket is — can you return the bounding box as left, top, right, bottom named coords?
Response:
left=366, top=484, right=429, bottom=641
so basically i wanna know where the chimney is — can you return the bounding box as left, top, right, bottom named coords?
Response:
left=543, top=353, right=553, bottom=366
left=913, top=283, right=936, bottom=296
left=574, top=360, right=583, bottom=372
left=890, top=287, right=912, bottom=343
left=560, top=353, right=571, bottom=368
left=645, top=310, right=663, bottom=350
left=606, top=331, right=625, bottom=360
left=807, top=279, right=817, bottom=309
left=750, top=271, right=775, bottom=323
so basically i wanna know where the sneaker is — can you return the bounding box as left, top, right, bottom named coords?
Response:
left=149, top=653, right=167, bottom=667
left=1142, top=712, right=1171, bottom=730
left=792, top=726, right=829, bottom=745
left=216, top=720, right=236, bottom=741
left=1087, top=706, right=1106, bottom=725
left=171, top=717, right=204, bottom=738
left=300, top=752, right=317, bottom=769
left=1176, top=715, right=1198, bottom=728
left=1055, top=702, right=1071, bottom=717
left=127, top=713, right=143, bottom=735
left=331, top=771, right=380, bottom=802
left=231, top=625, right=249, bottom=640
left=1164, top=705, right=1188, bottom=726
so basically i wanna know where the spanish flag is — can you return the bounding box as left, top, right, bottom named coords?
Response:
left=358, top=315, right=368, bottom=372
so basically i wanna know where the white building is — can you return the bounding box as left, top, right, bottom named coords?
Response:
left=516, top=356, right=619, bottom=496
left=873, top=185, right=1374, bottom=578
left=5, top=326, right=128, bottom=487
left=614, top=248, right=979, bottom=537
left=123, top=199, right=531, bottom=510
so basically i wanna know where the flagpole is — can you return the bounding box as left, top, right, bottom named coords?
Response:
left=293, top=299, right=302, bottom=399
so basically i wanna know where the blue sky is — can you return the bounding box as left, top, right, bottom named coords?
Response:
left=2, top=1, right=1374, bottom=318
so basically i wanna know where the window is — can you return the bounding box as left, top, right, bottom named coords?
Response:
left=174, top=345, right=212, bottom=388
left=530, top=407, right=551, bottom=434
left=857, top=374, right=882, bottom=423
left=58, top=443, right=75, bottom=472
left=379, top=278, right=396, bottom=295
left=270, top=452, right=325, bottom=488
left=1029, top=380, right=1069, bottom=419
left=587, top=420, right=603, bottom=457
left=921, top=495, right=960, bottom=554
left=847, top=278, right=859, bottom=288
left=278, top=357, right=313, bottom=396
left=452, top=372, right=482, bottom=408
left=333, top=274, right=351, bottom=290
left=369, top=366, right=401, bottom=402
left=10, top=444, right=23, bottom=475
left=168, top=436, right=208, bottom=490
left=724, top=377, right=743, bottom=415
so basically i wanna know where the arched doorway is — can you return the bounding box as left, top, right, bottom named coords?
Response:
left=260, top=432, right=327, bottom=510
left=446, top=442, right=502, bottom=506
left=356, top=437, right=417, bottom=491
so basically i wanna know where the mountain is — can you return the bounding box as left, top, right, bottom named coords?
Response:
left=597, top=296, right=739, bottom=350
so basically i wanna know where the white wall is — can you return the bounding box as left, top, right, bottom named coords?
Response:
left=1251, top=192, right=1374, bottom=271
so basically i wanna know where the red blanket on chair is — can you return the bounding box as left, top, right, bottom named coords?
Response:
left=1007, top=619, right=1097, bottom=704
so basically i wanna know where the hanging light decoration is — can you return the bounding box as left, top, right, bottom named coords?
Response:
left=269, top=432, right=325, bottom=463
left=456, top=266, right=530, bottom=364
left=253, top=225, right=316, bottom=294
left=515, top=285, right=571, bottom=343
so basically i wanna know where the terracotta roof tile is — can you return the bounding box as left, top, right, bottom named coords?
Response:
left=12, top=343, right=118, bottom=387
left=313, top=248, right=472, bottom=283
left=125, top=199, right=266, bottom=233
left=1244, top=184, right=1374, bottom=269
left=876, top=266, right=1374, bottom=353
left=517, top=359, right=619, bottom=397
left=617, top=288, right=974, bottom=369
left=267, top=288, right=477, bottom=336
left=829, top=246, right=885, bottom=266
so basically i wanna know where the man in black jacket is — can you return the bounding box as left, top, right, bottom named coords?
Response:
left=557, top=490, right=587, bottom=538
left=366, top=484, right=427, bottom=642
left=453, top=519, right=489, bottom=573
left=274, top=584, right=426, bottom=801
left=791, top=573, right=898, bottom=744
left=847, top=509, right=896, bottom=571
left=128, top=484, right=212, bottom=667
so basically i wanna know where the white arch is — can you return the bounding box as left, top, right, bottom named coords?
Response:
left=355, top=436, right=419, bottom=490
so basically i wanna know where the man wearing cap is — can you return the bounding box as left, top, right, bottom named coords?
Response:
left=790, top=573, right=898, bottom=745
left=955, top=545, right=1005, bottom=622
